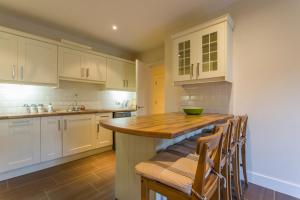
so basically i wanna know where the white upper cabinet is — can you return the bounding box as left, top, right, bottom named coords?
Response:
left=19, top=38, right=58, bottom=85
left=106, top=58, right=136, bottom=90
left=0, top=32, right=18, bottom=82
left=59, top=47, right=107, bottom=83
left=0, top=29, right=58, bottom=86
left=172, top=15, right=233, bottom=85
left=82, top=53, right=107, bottom=82
left=59, top=47, right=83, bottom=80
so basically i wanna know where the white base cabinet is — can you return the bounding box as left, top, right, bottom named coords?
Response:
left=95, top=113, right=113, bottom=148
left=62, top=114, right=95, bottom=156
left=0, top=118, right=40, bottom=173
left=41, top=117, right=63, bottom=162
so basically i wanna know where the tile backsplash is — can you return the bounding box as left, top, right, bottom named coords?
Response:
left=0, top=81, right=136, bottom=114
left=180, top=82, right=232, bottom=114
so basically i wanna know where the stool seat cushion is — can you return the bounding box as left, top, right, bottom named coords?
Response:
left=135, top=151, right=210, bottom=195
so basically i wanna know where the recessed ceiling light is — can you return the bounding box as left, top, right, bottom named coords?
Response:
left=112, top=25, right=118, bottom=30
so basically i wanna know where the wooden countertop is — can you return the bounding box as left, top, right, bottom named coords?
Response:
left=100, top=112, right=233, bottom=139
left=0, top=108, right=136, bottom=120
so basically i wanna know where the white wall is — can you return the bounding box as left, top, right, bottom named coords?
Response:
left=164, top=0, right=300, bottom=198
left=0, top=81, right=136, bottom=114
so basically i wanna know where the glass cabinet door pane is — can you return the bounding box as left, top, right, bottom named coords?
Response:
left=202, top=63, right=209, bottom=72
left=201, top=31, right=218, bottom=73
left=210, top=32, right=217, bottom=42
left=177, top=39, right=191, bottom=76
left=202, top=35, right=209, bottom=44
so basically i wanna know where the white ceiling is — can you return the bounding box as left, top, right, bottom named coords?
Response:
left=0, top=0, right=238, bottom=53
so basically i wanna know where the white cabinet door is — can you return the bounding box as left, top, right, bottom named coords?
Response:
left=0, top=32, right=18, bottom=82
left=198, top=22, right=225, bottom=79
left=125, top=62, right=136, bottom=90
left=95, top=113, right=113, bottom=148
left=106, top=58, right=126, bottom=89
left=41, top=117, right=63, bottom=162
left=59, top=47, right=83, bottom=80
left=83, top=53, right=107, bottom=82
left=173, top=33, right=198, bottom=82
left=5, top=118, right=40, bottom=171
left=19, top=38, right=58, bottom=85
left=63, top=114, right=95, bottom=156
left=0, top=120, right=9, bottom=173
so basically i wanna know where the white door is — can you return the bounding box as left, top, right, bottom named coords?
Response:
left=95, top=113, right=113, bottom=148
left=6, top=118, right=40, bottom=171
left=125, top=62, right=136, bottom=90
left=83, top=53, right=107, bottom=82
left=106, top=58, right=126, bottom=89
left=136, top=60, right=151, bottom=116
left=19, top=38, right=58, bottom=85
left=0, top=32, right=18, bottom=82
left=41, top=117, right=63, bottom=162
left=59, top=47, right=83, bottom=80
left=63, top=114, right=95, bottom=156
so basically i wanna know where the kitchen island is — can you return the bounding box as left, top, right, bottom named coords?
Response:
left=100, top=112, right=232, bottom=200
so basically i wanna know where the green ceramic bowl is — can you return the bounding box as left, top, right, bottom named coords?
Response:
left=183, top=107, right=204, bottom=115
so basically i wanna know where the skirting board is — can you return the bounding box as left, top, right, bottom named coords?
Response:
left=248, top=171, right=300, bottom=199
left=0, top=146, right=112, bottom=181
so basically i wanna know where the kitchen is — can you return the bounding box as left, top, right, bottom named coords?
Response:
left=0, top=0, right=300, bottom=200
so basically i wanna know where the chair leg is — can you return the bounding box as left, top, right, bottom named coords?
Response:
left=236, top=146, right=243, bottom=197
left=227, top=159, right=232, bottom=200
left=141, top=177, right=150, bottom=200
left=221, top=164, right=230, bottom=200
left=241, top=143, right=248, bottom=188
left=232, top=151, right=241, bottom=200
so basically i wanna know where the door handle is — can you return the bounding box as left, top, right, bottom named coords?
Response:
left=64, top=120, right=67, bottom=130
left=190, top=64, right=194, bottom=79
left=20, top=66, right=24, bottom=80
left=58, top=120, right=61, bottom=131
left=196, top=63, right=200, bottom=78
left=97, top=123, right=100, bottom=139
left=86, top=68, right=89, bottom=78
left=12, top=65, right=16, bottom=79
left=81, top=68, right=84, bottom=78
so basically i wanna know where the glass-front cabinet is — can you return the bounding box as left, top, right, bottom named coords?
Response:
left=173, top=33, right=198, bottom=82
left=172, top=15, right=233, bottom=84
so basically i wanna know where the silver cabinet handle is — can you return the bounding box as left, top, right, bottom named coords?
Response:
left=81, top=68, right=84, bottom=78
left=58, top=120, right=61, bottom=131
left=12, top=65, right=16, bottom=79
left=64, top=120, right=67, bottom=130
left=86, top=68, right=89, bottom=78
left=196, top=63, right=200, bottom=78
left=97, top=123, right=100, bottom=139
left=20, top=66, right=24, bottom=80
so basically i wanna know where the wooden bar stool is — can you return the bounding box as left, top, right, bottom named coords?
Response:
left=135, top=126, right=226, bottom=200
left=238, top=115, right=249, bottom=189
left=230, top=117, right=242, bottom=200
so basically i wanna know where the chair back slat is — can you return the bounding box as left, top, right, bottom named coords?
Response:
left=239, top=115, right=248, bottom=138
left=192, top=125, right=227, bottom=198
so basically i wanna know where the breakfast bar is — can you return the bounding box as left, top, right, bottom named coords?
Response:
left=100, top=112, right=233, bottom=200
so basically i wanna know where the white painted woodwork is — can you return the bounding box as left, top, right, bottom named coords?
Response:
left=19, top=38, right=58, bottom=85
left=172, top=15, right=233, bottom=84
left=0, top=118, right=40, bottom=173
left=106, top=58, right=136, bottom=90
left=59, top=47, right=83, bottom=80
left=82, top=53, right=107, bottom=82
left=0, top=31, right=18, bottom=82
left=136, top=60, right=151, bottom=116
left=41, top=117, right=63, bottom=162
left=62, top=114, right=95, bottom=156
left=95, top=113, right=113, bottom=148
